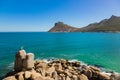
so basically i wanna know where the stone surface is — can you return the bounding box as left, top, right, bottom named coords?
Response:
left=52, top=71, right=58, bottom=80
left=35, top=60, right=47, bottom=69
left=46, top=66, right=55, bottom=77
left=90, top=66, right=100, bottom=72
left=23, top=53, right=34, bottom=70
left=79, top=74, right=88, bottom=80
left=31, top=70, right=41, bottom=79
left=98, top=72, right=110, bottom=80
left=66, top=76, right=71, bottom=80
left=14, top=49, right=26, bottom=71
left=18, top=73, right=24, bottom=80
left=4, top=76, right=17, bottom=80
left=24, top=71, right=31, bottom=79
left=110, top=73, right=120, bottom=80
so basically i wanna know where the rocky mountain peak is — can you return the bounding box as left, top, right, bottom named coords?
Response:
left=55, top=21, right=64, bottom=26
left=110, top=15, right=120, bottom=20
left=48, top=22, right=78, bottom=32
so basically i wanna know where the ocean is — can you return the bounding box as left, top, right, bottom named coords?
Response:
left=0, top=32, right=120, bottom=78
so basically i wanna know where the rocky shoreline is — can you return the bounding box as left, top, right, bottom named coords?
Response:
left=3, top=50, right=120, bottom=80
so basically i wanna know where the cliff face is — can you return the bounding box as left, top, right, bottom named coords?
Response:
left=48, top=22, right=78, bottom=32
left=49, top=15, right=120, bottom=32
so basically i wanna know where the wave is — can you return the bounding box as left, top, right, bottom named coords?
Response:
left=0, top=62, right=14, bottom=78
left=7, top=62, right=14, bottom=70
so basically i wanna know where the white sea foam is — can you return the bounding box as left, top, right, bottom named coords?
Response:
left=7, top=62, right=14, bottom=70
left=35, top=57, right=59, bottom=63
left=69, top=59, right=78, bottom=62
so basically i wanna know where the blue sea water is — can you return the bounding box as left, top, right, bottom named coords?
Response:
left=0, top=32, right=120, bottom=78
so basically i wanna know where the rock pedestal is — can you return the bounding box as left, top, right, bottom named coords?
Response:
left=14, top=49, right=26, bottom=72
left=14, top=50, right=34, bottom=71
left=23, top=53, right=34, bottom=70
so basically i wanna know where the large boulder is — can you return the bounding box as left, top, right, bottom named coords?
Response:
left=72, top=62, right=81, bottom=67
left=110, top=73, right=120, bottom=80
left=46, top=66, right=55, bottom=77
left=82, top=67, right=92, bottom=78
left=72, top=75, right=78, bottom=80
left=31, top=70, right=41, bottom=79
left=15, top=71, right=24, bottom=80
left=35, top=60, right=47, bottom=69
left=3, top=76, right=17, bottom=80
left=90, top=66, right=100, bottom=72
left=79, top=74, right=88, bottom=80
left=55, top=63, right=62, bottom=71
left=14, top=49, right=26, bottom=71
left=66, top=76, right=71, bottom=80
left=98, top=72, right=110, bottom=80
left=52, top=71, right=58, bottom=80
left=23, top=53, right=34, bottom=70
left=18, top=73, right=24, bottom=80
left=24, top=71, right=32, bottom=79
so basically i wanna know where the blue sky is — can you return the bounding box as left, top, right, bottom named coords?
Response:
left=0, top=0, right=120, bottom=31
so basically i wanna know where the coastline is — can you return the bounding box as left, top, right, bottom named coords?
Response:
left=3, top=50, right=120, bottom=80
left=0, top=31, right=120, bottom=33
left=48, top=31, right=120, bottom=33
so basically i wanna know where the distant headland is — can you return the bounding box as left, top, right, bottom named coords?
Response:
left=48, top=15, right=120, bottom=32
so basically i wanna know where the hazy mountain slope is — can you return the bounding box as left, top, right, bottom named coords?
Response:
left=49, top=15, right=120, bottom=32
left=75, top=15, right=120, bottom=32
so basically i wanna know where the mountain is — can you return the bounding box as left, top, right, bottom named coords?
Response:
left=48, top=22, right=78, bottom=32
left=76, top=15, right=120, bottom=32
left=48, top=15, right=120, bottom=32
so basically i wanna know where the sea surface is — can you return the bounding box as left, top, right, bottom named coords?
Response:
left=0, top=32, right=120, bottom=78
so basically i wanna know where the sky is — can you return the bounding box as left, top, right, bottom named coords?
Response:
left=0, top=0, right=120, bottom=32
